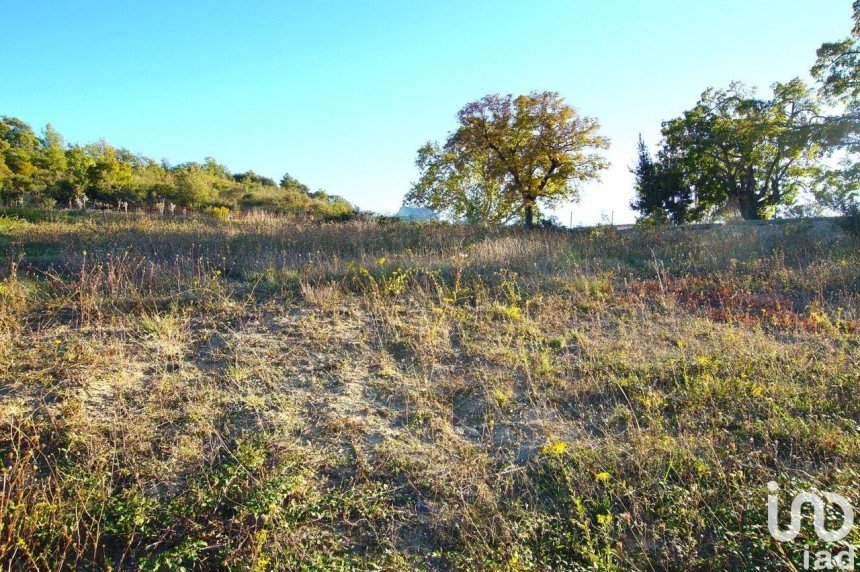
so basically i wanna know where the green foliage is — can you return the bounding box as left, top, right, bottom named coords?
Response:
left=57, top=145, right=95, bottom=202
left=172, top=166, right=214, bottom=206
left=659, top=80, right=822, bottom=220
left=0, top=206, right=61, bottom=223
left=85, top=140, right=136, bottom=201
left=812, top=1, right=860, bottom=104
left=0, top=116, right=355, bottom=218
left=347, top=260, right=414, bottom=297
left=407, top=140, right=518, bottom=225
left=630, top=135, right=694, bottom=224
left=206, top=205, right=231, bottom=220
left=233, top=169, right=276, bottom=187
left=811, top=1, right=860, bottom=213
left=34, top=124, right=67, bottom=189
left=0, top=116, right=39, bottom=200
left=409, top=92, right=609, bottom=227
left=279, top=172, right=309, bottom=194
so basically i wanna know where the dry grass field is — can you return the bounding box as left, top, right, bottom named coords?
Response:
left=0, top=211, right=858, bottom=570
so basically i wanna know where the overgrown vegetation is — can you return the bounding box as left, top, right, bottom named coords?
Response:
left=0, top=118, right=355, bottom=220
left=0, top=212, right=857, bottom=569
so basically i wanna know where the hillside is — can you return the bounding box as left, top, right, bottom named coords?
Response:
left=0, top=116, right=355, bottom=220
left=0, top=213, right=858, bottom=570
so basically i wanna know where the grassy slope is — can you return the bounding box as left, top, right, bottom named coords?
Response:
left=0, top=213, right=857, bottom=570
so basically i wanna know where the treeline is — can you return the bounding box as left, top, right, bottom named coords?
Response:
left=631, top=4, right=859, bottom=223
left=0, top=117, right=355, bottom=220
left=407, top=4, right=860, bottom=226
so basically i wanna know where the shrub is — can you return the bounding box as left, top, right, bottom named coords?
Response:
left=207, top=205, right=231, bottom=220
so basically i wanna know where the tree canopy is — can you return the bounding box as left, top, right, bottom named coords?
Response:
left=811, top=0, right=860, bottom=211
left=408, top=92, right=609, bottom=227
left=0, top=116, right=355, bottom=220
left=634, top=81, right=822, bottom=222
left=630, top=136, right=694, bottom=225
left=407, top=141, right=517, bottom=225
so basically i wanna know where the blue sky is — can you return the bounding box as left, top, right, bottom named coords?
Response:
left=0, top=0, right=849, bottom=223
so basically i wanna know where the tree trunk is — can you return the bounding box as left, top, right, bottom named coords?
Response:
left=524, top=203, right=535, bottom=229
left=737, top=195, right=764, bottom=220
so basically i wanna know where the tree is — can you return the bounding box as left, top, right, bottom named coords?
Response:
left=0, top=116, right=39, bottom=200
left=0, top=116, right=40, bottom=152
left=630, top=136, right=661, bottom=222
left=203, top=157, right=232, bottom=180
left=406, top=141, right=517, bottom=225
left=280, top=172, right=310, bottom=194
left=35, top=124, right=68, bottom=191
left=234, top=170, right=276, bottom=187
left=0, top=141, right=12, bottom=198
left=0, top=114, right=341, bottom=216
left=172, top=166, right=213, bottom=206
left=2, top=148, right=35, bottom=200
left=630, top=135, right=695, bottom=224
left=813, top=1, right=860, bottom=105
left=85, top=140, right=134, bottom=201
left=660, top=80, right=821, bottom=220
left=55, top=145, right=96, bottom=201
left=411, top=92, right=609, bottom=228
left=811, top=1, right=860, bottom=211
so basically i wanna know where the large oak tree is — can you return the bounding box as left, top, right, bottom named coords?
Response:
left=658, top=80, right=821, bottom=220
left=408, top=92, right=609, bottom=227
